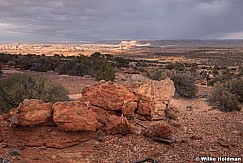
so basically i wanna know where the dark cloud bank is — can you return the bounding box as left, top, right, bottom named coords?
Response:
left=0, top=0, right=243, bottom=42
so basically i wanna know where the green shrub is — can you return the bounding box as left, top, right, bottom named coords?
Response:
left=91, top=52, right=102, bottom=59
left=171, top=72, right=197, bottom=98
left=57, top=60, right=74, bottom=75
left=0, top=74, right=68, bottom=113
left=207, top=73, right=236, bottom=86
left=29, top=56, right=53, bottom=72
left=225, top=78, right=243, bottom=102
left=212, top=83, right=240, bottom=111
left=113, top=57, right=129, bottom=69
left=149, top=69, right=163, bottom=80
left=149, top=69, right=173, bottom=81
left=57, top=58, right=94, bottom=77
left=0, top=53, right=12, bottom=63
left=94, top=59, right=115, bottom=81
left=46, top=58, right=61, bottom=71
left=20, top=60, right=32, bottom=70
left=7, top=60, right=16, bottom=66
left=30, top=63, right=49, bottom=72
left=165, top=62, right=185, bottom=71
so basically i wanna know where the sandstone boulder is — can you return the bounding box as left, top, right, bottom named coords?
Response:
left=135, top=77, right=175, bottom=120
left=11, top=99, right=53, bottom=126
left=104, top=115, right=130, bottom=135
left=90, top=105, right=116, bottom=126
left=53, top=100, right=100, bottom=131
left=82, top=82, right=137, bottom=115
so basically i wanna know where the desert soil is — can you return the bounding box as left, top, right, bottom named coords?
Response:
left=0, top=71, right=243, bottom=163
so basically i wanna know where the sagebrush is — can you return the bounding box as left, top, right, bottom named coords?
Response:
left=0, top=74, right=68, bottom=113
left=171, top=72, right=197, bottom=98
left=212, top=78, right=242, bottom=111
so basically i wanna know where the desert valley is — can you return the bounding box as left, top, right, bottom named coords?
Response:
left=1, top=0, right=243, bottom=162
left=0, top=40, right=242, bottom=163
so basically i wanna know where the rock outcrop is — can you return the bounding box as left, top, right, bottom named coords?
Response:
left=10, top=99, right=53, bottom=126
left=10, top=78, right=175, bottom=128
left=53, top=100, right=101, bottom=131
left=7, top=78, right=176, bottom=145
left=82, top=82, right=138, bottom=115
left=135, top=77, right=175, bottom=120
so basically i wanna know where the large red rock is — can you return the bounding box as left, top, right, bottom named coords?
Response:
left=53, top=100, right=101, bottom=131
left=104, top=115, right=130, bottom=135
left=135, top=78, right=175, bottom=120
left=82, top=81, right=138, bottom=115
left=89, top=105, right=116, bottom=127
left=11, top=99, right=53, bottom=126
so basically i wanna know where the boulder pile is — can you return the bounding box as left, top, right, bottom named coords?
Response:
left=5, top=77, right=176, bottom=147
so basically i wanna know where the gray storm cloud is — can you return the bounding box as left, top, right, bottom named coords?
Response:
left=0, top=0, right=243, bottom=41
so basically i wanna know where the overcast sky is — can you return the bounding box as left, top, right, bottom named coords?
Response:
left=0, top=0, right=243, bottom=42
